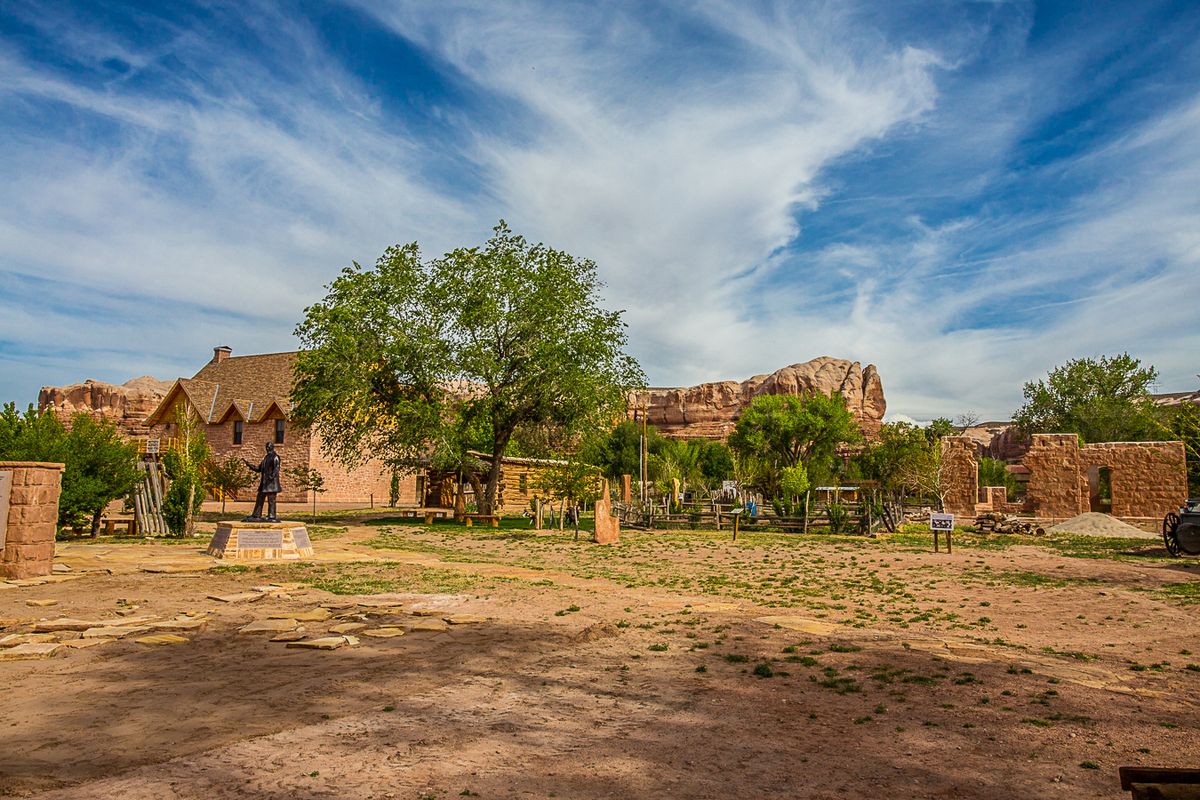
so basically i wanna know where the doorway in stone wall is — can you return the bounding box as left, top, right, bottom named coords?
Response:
left=1088, top=465, right=1113, bottom=513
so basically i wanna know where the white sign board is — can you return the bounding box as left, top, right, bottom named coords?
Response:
left=721, top=481, right=737, bottom=493
left=930, top=513, right=954, bottom=532
left=144, top=439, right=161, bottom=455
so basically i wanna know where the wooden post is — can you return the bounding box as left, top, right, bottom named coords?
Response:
left=732, top=512, right=739, bottom=541
left=933, top=529, right=939, bottom=553
left=803, top=492, right=810, bottom=536
left=946, top=527, right=952, bottom=554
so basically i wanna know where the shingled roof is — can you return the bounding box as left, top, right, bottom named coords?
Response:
left=146, top=349, right=298, bottom=425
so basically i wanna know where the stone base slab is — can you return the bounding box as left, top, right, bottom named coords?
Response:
left=207, top=521, right=313, bottom=560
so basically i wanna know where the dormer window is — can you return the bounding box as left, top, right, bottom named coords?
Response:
left=233, top=420, right=244, bottom=445
left=275, top=419, right=285, bottom=444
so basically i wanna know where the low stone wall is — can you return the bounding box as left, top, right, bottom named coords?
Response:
left=0, top=461, right=65, bottom=580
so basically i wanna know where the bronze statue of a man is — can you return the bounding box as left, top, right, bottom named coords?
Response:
left=243, top=442, right=282, bottom=522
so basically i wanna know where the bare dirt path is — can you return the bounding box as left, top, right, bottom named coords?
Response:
left=2, top=524, right=1198, bottom=798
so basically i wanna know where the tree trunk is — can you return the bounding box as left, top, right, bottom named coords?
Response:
left=186, top=481, right=195, bottom=537
left=90, top=507, right=102, bottom=538
left=484, top=433, right=512, bottom=515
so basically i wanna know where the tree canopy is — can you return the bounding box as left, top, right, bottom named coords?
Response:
left=293, top=222, right=645, bottom=514
left=0, top=403, right=142, bottom=534
left=728, top=392, right=860, bottom=499
left=1012, top=353, right=1160, bottom=443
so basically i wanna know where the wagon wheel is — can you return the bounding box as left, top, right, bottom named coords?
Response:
left=1162, top=512, right=1181, bottom=557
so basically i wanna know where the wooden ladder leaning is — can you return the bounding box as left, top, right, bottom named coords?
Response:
left=133, top=461, right=169, bottom=536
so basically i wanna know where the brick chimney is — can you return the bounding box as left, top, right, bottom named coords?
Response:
left=212, top=345, right=232, bottom=364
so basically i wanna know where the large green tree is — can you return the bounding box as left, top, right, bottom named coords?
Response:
left=854, top=421, right=932, bottom=499
left=1012, top=353, right=1160, bottom=443
left=728, top=392, right=860, bottom=499
left=293, top=222, right=644, bottom=515
left=0, top=404, right=141, bottom=534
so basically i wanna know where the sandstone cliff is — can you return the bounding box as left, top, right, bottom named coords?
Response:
left=631, top=357, right=886, bottom=440
left=38, top=376, right=172, bottom=438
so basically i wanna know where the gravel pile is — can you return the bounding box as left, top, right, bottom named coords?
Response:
left=1048, top=512, right=1156, bottom=539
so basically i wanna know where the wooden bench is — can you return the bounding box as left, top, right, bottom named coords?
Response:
left=464, top=513, right=501, bottom=528
left=394, top=507, right=453, bottom=525
left=101, top=514, right=138, bottom=537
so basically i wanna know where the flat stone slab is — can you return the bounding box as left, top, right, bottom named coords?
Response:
left=151, top=618, right=207, bottom=631
left=444, top=614, right=488, bottom=625
left=286, top=636, right=352, bottom=651
left=81, top=625, right=152, bottom=639
left=0, top=633, right=59, bottom=647
left=60, top=638, right=110, bottom=649
left=0, top=642, right=63, bottom=660
left=330, top=622, right=367, bottom=634
left=135, top=634, right=189, bottom=646
left=270, top=630, right=307, bottom=642
left=208, top=593, right=264, bottom=603
left=25, top=599, right=59, bottom=607
left=270, top=608, right=331, bottom=622
left=361, top=628, right=406, bottom=639
left=409, top=619, right=450, bottom=633
left=32, top=619, right=95, bottom=633
left=239, top=619, right=298, bottom=635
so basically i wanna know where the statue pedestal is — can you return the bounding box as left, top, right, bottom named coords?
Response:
left=207, top=521, right=313, bottom=560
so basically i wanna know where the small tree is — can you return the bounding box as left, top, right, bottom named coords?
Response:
left=162, top=406, right=211, bottom=536
left=204, top=455, right=255, bottom=514
left=61, top=414, right=143, bottom=536
left=287, top=465, right=326, bottom=522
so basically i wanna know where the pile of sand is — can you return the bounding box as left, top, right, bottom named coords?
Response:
left=1048, top=512, right=1156, bottom=539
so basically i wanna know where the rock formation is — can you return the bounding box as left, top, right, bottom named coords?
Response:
left=631, top=357, right=886, bottom=440
left=38, top=376, right=172, bottom=438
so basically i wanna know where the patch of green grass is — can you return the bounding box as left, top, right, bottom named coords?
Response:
left=648, top=643, right=669, bottom=652
left=753, top=662, right=775, bottom=678
left=1158, top=582, right=1200, bottom=604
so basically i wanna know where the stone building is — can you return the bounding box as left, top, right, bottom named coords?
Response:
left=145, top=347, right=418, bottom=505
left=941, top=433, right=1187, bottom=527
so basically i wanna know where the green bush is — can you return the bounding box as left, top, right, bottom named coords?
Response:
left=826, top=502, right=850, bottom=534
left=162, top=473, right=204, bottom=536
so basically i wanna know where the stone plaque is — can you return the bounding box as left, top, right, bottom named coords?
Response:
left=238, top=529, right=284, bottom=549
left=291, top=528, right=311, bottom=550
left=0, top=471, right=11, bottom=549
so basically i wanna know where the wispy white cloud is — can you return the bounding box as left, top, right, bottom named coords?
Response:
left=1, top=0, right=1197, bottom=426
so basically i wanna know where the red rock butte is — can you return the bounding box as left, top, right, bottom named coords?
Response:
left=38, top=376, right=172, bottom=438
left=630, top=357, right=886, bottom=440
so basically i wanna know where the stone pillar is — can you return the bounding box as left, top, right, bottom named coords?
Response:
left=593, top=479, right=620, bottom=544
left=939, top=436, right=979, bottom=521
left=0, top=461, right=65, bottom=580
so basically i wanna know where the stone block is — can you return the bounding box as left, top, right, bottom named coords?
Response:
left=3, top=542, right=55, bottom=563
left=4, top=523, right=55, bottom=545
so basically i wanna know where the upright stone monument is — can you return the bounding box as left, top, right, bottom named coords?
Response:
left=0, top=461, right=65, bottom=579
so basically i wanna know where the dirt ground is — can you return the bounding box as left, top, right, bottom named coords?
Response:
left=2, top=519, right=1198, bottom=799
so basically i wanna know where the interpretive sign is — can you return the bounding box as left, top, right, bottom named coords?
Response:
left=930, top=513, right=954, bottom=531
left=144, top=439, right=161, bottom=455
left=291, top=528, right=311, bottom=550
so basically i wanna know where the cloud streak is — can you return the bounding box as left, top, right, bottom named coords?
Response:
left=1, top=0, right=1198, bottom=424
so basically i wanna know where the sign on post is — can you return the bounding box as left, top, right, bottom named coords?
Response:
left=144, top=439, right=161, bottom=455
left=930, top=512, right=954, bottom=553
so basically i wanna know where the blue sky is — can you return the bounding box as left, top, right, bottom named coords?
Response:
left=2, top=1, right=1198, bottom=422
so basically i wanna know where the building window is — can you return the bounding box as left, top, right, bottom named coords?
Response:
left=233, top=420, right=243, bottom=445
left=275, top=419, right=285, bottom=444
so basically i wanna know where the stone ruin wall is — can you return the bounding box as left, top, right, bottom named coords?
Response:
left=940, top=433, right=1187, bottom=525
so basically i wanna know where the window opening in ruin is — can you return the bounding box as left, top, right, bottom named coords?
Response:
left=233, top=420, right=243, bottom=445
left=1087, top=465, right=1113, bottom=513
left=275, top=419, right=285, bottom=444
left=519, top=473, right=528, bottom=494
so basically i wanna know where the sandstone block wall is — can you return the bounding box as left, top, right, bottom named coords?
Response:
left=940, top=437, right=981, bottom=520
left=938, top=433, right=1187, bottom=524
left=1022, top=434, right=1086, bottom=520
left=1077, top=441, right=1187, bottom=520
left=1, top=462, right=64, bottom=580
